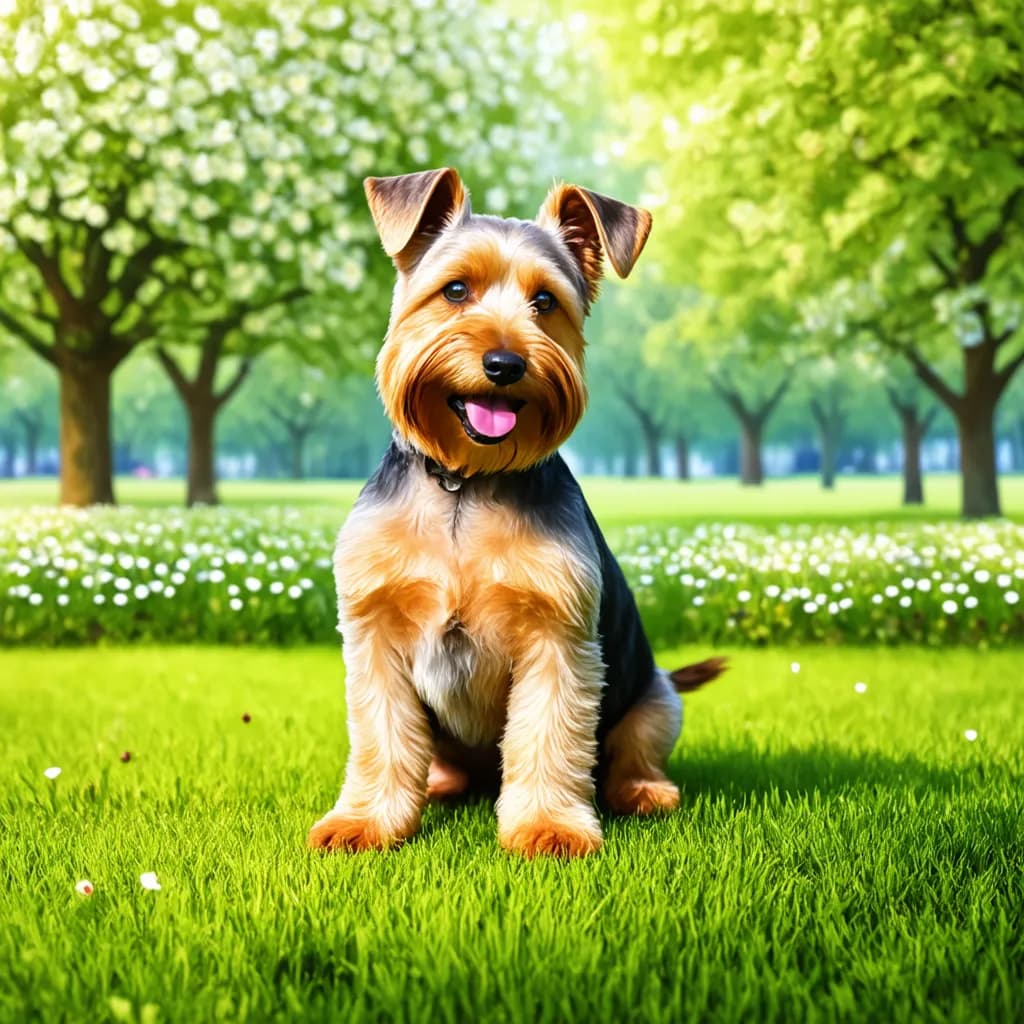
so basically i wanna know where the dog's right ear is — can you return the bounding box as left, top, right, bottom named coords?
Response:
left=364, top=168, right=468, bottom=271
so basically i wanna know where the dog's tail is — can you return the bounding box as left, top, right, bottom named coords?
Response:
left=668, top=656, right=728, bottom=693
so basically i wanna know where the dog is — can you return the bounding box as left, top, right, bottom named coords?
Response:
left=308, top=168, right=724, bottom=858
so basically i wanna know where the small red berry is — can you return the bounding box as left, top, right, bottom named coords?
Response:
left=120, top=751, right=131, bottom=763
left=242, top=713, right=251, bottom=724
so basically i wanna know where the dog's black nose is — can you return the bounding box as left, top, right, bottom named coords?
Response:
left=482, top=350, right=526, bottom=386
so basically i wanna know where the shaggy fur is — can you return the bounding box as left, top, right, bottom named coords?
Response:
left=308, top=168, right=723, bottom=859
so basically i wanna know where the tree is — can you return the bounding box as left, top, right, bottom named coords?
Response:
left=0, top=0, right=586, bottom=505
left=591, top=0, right=1024, bottom=517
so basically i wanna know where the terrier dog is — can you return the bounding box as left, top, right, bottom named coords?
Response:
left=308, top=168, right=724, bottom=858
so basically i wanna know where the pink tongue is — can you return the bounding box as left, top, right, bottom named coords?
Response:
left=464, top=396, right=518, bottom=438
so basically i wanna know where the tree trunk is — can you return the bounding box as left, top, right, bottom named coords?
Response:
left=1011, top=415, right=1024, bottom=471
left=710, top=373, right=790, bottom=487
left=622, top=445, right=639, bottom=478
left=739, top=417, right=763, bottom=485
left=958, top=401, right=1000, bottom=518
left=186, top=396, right=219, bottom=506
left=0, top=433, right=15, bottom=478
left=641, top=422, right=662, bottom=477
left=901, top=417, right=925, bottom=505
left=290, top=431, right=306, bottom=481
left=58, top=356, right=115, bottom=506
left=675, top=435, right=691, bottom=481
left=24, top=425, right=39, bottom=475
left=158, top=342, right=253, bottom=508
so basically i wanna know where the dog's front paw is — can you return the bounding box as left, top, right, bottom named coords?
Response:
left=307, top=812, right=399, bottom=852
left=500, top=818, right=603, bottom=859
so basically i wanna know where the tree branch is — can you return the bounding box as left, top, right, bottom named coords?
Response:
left=995, top=348, right=1024, bottom=400
left=155, top=346, right=193, bottom=400
left=903, top=346, right=962, bottom=414
left=759, top=373, right=791, bottom=420
left=214, top=357, right=253, bottom=409
left=0, top=307, right=58, bottom=367
left=13, top=235, right=80, bottom=325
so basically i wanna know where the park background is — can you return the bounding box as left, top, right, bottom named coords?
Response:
left=1, top=1, right=1022, bottom=1023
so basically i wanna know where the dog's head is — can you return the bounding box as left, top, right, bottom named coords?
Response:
left=367, top=167, right=651, bottom=476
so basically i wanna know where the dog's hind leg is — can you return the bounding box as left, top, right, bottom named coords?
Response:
left=427, top=737, right=501, bottom=801
left=602, top=670, right=683, bottom=815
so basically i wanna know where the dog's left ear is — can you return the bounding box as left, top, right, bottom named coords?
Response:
left=364, top=167, right=468, bottom=271
left=537, top=184, right=652, bottom=298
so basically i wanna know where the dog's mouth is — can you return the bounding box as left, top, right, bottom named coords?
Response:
left=448, top=395, right=526, bottom=445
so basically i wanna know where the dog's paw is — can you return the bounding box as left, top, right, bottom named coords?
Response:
left=500, top=819, right=603, bottom=859
left=606, top=778, right=680, bottom=816
left=306, top=813, right=397, bottom=852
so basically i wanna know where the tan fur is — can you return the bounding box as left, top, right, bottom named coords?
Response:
left=376, top=234, right=587, bottom=477
left=603, top=671, right=682, bottom=815
left=309, top=466, right=605, bottom=855
left=308, top=168, right=660, bottom=859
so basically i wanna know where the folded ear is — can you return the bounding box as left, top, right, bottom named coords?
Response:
left=363, top=167, right=468, bottom=270
left=536, top=184, right=652, bottom=299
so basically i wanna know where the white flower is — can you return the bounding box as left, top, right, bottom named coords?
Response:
left=83, top=66, right=115, bottom=93
left=113, top=593, right=128, bottom=607
left=790, top=662, right=800, bottom=674
left=963, top=729, right=978, bottom=742
left=737, top=590, right=751, bottom=603
left=1005, top=591, right=1020, bottom=605
left=942, top=600, right=958, bottom=614
left=44, top=766, right=62, bottom=779
left=964, top=596, right=978, bottom=609
left=288, top=585, right=303, bottom=599
left=174, top=26, right=200, bottom=53
left=194, top=5, right=221, bottom=31
left=854, top=681, right=867, bottom=693
left=75, top=879, right=94, bottom=896
left=140, top=871, right=162, bottom=891
left=229, top=598, right=243, bottom=611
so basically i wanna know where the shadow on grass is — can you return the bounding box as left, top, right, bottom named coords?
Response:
left=671, top=742, right=1016, bottom=807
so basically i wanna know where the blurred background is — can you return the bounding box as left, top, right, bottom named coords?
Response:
left=1, top=0, right=1021, bottom=520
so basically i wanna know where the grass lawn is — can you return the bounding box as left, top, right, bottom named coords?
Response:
left=2, top=472, right=1024, bottom=525
left=2, top=646, right=1021, bottom=1023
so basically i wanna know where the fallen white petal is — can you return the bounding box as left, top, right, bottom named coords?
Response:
left=44, top=766, right=62, bottom=780
left=139, top=872, right=162, bottom=891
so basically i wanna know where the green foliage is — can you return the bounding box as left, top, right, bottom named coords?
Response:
left=4, top=505, right=1024, bottom=647
left=2, top=645, right=1021, bottom=1021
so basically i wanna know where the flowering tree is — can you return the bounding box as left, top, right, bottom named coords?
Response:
left=0, top=0, right=581, bottom=505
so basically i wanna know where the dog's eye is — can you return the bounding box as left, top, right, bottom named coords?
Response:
left=532, top=290, right=557, bottom=313
left=442, top=281, right=469, bottom=303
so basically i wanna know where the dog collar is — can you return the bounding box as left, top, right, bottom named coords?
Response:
left=425, top=458, right=465, bottom=493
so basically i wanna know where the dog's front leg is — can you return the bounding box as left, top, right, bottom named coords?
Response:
left=308, top=633, right=432, bottom=852
left=497, top=631, right=605, bottom=858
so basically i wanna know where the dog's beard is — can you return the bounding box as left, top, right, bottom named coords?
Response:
left=378, top=329, right=586, bottom=476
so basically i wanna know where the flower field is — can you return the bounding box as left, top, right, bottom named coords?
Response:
left=2, top=506, right=1023, bottom=647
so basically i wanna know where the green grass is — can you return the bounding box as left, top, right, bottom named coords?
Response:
left=3, top=472, right=1024, bottom=524
left=2, top=646, right=1021, bottom=1023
